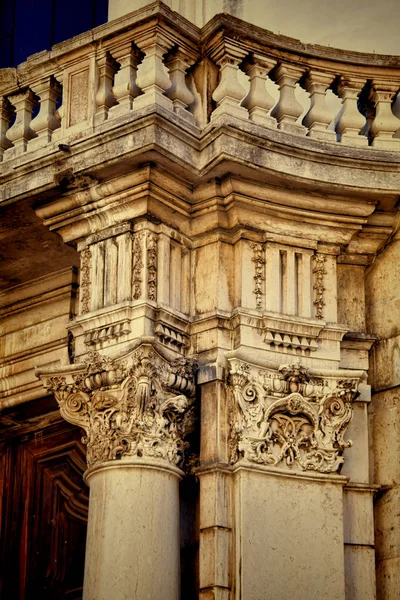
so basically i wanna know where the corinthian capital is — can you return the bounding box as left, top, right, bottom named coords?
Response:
left=228, top=359, right=360, bottom=474
left=38, top=344, right=197, bottom=469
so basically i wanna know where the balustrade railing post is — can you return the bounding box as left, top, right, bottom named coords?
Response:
left=4, top=89, right=37, bottom=157
left=108, top=41, right=142, bottom=118
left=94, top=52, right=119, bottom=125
left=370, top=81, right=400, bottom=149
left=165, top=50, right=196, bottom=125
left=270, top=63, right=306, bottom=135
left=302, top=71, right=336, bottom=140
left=242, top=55, right=277, bottom=128
left=0, top=97, right=14, bottom=161
left=133, top=32, right=173, bottom=113
left=28, top=76, right=62, bottom=150
left=335, top=76, right=368, bottom=146
left=109, top=41, right=143, bottom=118
left=211, top=41, right=248, bottom=121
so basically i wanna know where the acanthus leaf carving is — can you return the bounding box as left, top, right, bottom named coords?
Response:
left=41, top=346, right=197, bottom=470
left=228, top=359, right=359, bottom=474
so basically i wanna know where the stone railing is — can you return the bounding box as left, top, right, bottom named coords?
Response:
left=1, top=1, right=400, bottom=163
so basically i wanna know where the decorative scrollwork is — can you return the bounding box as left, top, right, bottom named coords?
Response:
left=228, top=360, right=359, bottom=474
left=41, top=345, right=197, bottom=469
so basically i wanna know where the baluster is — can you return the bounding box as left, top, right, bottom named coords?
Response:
left=134, top=33, right=173, bottom=112
left=109, top=42, right=143, bottom=118
left=302, top=71, right=336, bottom=140
left=370, top=81, right=400, bottom=149
left=52, top=71, right=64, bottom=140
left=165, top=50, right=196, bottom=125
left=4, top=89, right=37, bottom=157
left=270, top=63, right=306, bottom=135
left=0, top=97, right=14, bottom=160
left=393, top=92, right=400, bottom=123
left=94, top=52, right=118, bottom=125
left=241, top=54, right=277, bottom=128
left=211, top=41, right=248, bottom=121
left=28, top=76, right=61, bottom=150
left=334, top=76, right=367, bottom=146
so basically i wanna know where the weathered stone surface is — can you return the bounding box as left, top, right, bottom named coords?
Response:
left=1, top=1, right=399, bottom=598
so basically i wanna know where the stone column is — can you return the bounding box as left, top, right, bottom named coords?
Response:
left=38, top=343, right=196, bottom=600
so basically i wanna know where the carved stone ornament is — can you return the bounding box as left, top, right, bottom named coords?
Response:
left=147, top=232, right=158, bottom=301
left=228, top=359, right=359, bottom=474
left=132, top=231, right=143, bottom=300
left=312, top=253, right=326, bottom=319
left=80, top=247, right=92, bottom=314
left=251, top=242, right=265, bottom=310
left=39, top=345, right=197, bottom=469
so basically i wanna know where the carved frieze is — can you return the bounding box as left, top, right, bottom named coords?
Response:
left=228, top=359, right=359, bottom=474
left=39, top=345, right=197, bottom=469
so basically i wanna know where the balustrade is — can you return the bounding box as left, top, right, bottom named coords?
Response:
left=211, top=41, right=248, bottom=120
left=270, top=63, right=306, bottom=134
left=134, top=32, right=173, bottom=112
left=165, top=49, right=196, bottom=124
left=94, top=52, right=119, bottom=124
left=334, top=77, right=368, bottom=146
left=370, top=80, right=400, bottom=149
left=0, top=97, right=13, bottom=159
left=241, top=55, right=277, bottom=128
left=109, top=42, right=143, bottom=117
left=302, top=70, right=336, bottom=140
left=1, top=6, right=400, bottom=162
left=4, top=89, right=37, bottom=157
left=29, top=76, right=62, bottom=150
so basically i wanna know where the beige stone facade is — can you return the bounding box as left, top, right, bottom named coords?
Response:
left=0, top=1, right=400, bottom=598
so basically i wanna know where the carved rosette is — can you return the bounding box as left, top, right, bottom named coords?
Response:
left=228, top=360, right=359, bottom=474
left=41, top=346, right=197, bottom=470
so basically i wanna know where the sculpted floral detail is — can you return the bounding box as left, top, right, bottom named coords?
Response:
left=132, top=232, right=144, bottom=300
left=80, top=247, right=92, bottom=314
left=228, top=359, right=359, bottom=474
left=251, top=242, right=265, bottom=310
left=312, top=253, right=326, bottom=320
left=147, top=232, right=158, bottom=301
left=41, top=346, right=197, bottom=469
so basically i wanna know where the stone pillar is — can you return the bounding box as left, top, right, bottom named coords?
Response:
left=83, top=460, right=182, bottom=599
left=227, top=358, right=361, bottom=600
left=38, top=343, right=196, bottom=600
